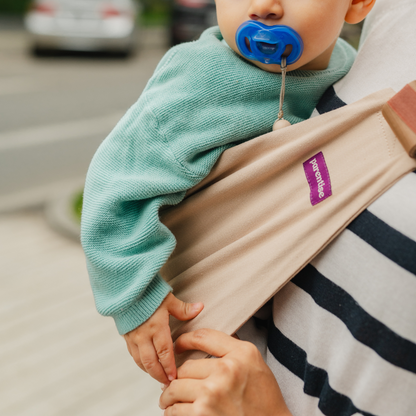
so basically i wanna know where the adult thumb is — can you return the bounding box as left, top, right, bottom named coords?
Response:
left=167, top=295, right=204, bottom=321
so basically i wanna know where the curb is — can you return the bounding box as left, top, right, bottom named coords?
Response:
left=44, top=187, right=81, bottom=242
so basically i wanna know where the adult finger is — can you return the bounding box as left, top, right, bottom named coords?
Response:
left=166, top=294, right=204, bottom=322
left=175, top=328, right=241, bottom=358
left=177, top=358, right=212, bottom=380
left=153, top=327, right=176, bottom=381
left=159, top=379, right=200, bottom=409
left=139, top=342, right=169, bottom=384
left=164, top=403, right=194, bottom=416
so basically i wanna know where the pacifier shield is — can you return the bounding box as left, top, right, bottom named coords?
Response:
left=236, top=21, right=303, bottom=65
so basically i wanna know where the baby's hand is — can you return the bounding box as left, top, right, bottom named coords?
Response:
left=123, top=293, right=203, bottom=384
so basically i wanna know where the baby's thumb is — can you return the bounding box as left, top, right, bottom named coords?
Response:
left=167, top=296, right=204, bottom=321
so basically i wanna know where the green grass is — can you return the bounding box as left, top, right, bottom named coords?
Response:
left=140, top=6, right=170, bottom=26
left=73, top=191, right=83, bottom=223
left=0, top=0, right=31, bottom=14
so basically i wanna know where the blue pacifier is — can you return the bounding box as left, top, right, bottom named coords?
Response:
left=236, top=21, right=303, bottom=65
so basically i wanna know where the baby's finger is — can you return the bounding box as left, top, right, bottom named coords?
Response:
left=153, top=328, right=176, bottom=382
left=140, top=342, right=169, bottom=384
left=123, top=336, right=132, bottom=354
left=128, top=343, right=146, bottom=372
left=166, top=294, right=203, bottom=322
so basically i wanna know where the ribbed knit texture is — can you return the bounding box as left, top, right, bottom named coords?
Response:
left=81, top=26, right=356, bottom=335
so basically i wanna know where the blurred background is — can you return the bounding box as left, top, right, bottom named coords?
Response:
left=0, top=1, right=362, bottom=415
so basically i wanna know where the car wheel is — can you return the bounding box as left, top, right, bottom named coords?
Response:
left=31, top=44, right=52, bottom=57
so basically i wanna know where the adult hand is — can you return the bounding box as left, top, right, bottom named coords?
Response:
left=159, top=328, right=292, bottom=416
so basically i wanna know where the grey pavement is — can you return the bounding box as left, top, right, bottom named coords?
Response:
left=0, top=209, right=162, bottom=416
left=0, top=23, right=168, bottom=416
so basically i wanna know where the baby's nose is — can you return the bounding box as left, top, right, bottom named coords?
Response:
left=248, top=0, right=284, bottom=21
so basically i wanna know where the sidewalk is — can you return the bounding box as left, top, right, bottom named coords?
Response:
left=0, top=209, right=161, bottom=416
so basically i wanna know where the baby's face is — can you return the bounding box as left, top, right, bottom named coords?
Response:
left=216, top=0, right=353, bottom=72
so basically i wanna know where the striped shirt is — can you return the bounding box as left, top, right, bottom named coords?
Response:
left=238, top=87, right=416, bottom=416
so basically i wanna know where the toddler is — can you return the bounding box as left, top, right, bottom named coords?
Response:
left=81, top=0, right=375, bottom=385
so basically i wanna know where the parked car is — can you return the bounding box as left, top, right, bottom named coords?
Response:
left=170, top=0, right=217, bottom=46
left=24, top=0, right=139, bottom=56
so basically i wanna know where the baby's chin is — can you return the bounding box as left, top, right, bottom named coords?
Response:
left=235, top=50, right=311, bottom=73
left=229, top=43, right=329, bottom=73
left=247, top=57, right=330, bottom=73
left=245, top=59, right=303, bottom=74
left=235, top=48, right=333, bottom=73
left=251, top=61, right=286, bottom=73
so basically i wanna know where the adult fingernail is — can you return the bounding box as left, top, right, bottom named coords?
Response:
left=168, top=375, right=174, bottom=381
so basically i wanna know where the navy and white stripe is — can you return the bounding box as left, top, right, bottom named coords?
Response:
left=267, top=324, right=376, bottom=416
left=292, top=263, right=416, bottom=374
left=238, top=83, right=416, bottom=415
left=316, top=86, right=347, bottom=115
left=254, top=0, right=416, bottom=412
left=263, top=84, right=416, bottom=415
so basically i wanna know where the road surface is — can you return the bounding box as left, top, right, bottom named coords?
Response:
left=0, top=24, right=168, bottom=211
left=0, top=22, right=170, bottom=416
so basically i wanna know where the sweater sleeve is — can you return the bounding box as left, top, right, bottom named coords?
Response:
left=81, top=85, right=204, bottom=335
left=81, top=31, right=246, bottom=336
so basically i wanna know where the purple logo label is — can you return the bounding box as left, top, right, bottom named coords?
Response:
left=303, top=151, right=332, bottom=206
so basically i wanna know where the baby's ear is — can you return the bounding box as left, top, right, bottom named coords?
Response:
left=345, top=0, right=376, bottom=24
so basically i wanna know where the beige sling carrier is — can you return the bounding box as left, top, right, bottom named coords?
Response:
left=159, top=82, right=416, bottom=364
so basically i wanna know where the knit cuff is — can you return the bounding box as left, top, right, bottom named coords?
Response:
left=113, top=274, right=172, bottom=335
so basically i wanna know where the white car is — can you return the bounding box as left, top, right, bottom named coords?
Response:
left=25, top=0, right=139, bottom=56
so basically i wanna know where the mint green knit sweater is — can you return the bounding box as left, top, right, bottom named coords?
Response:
left=81, top=26, right=356, bottom=335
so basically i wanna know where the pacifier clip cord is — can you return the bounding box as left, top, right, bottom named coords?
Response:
left=272, top=56, right=291, bottom=131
